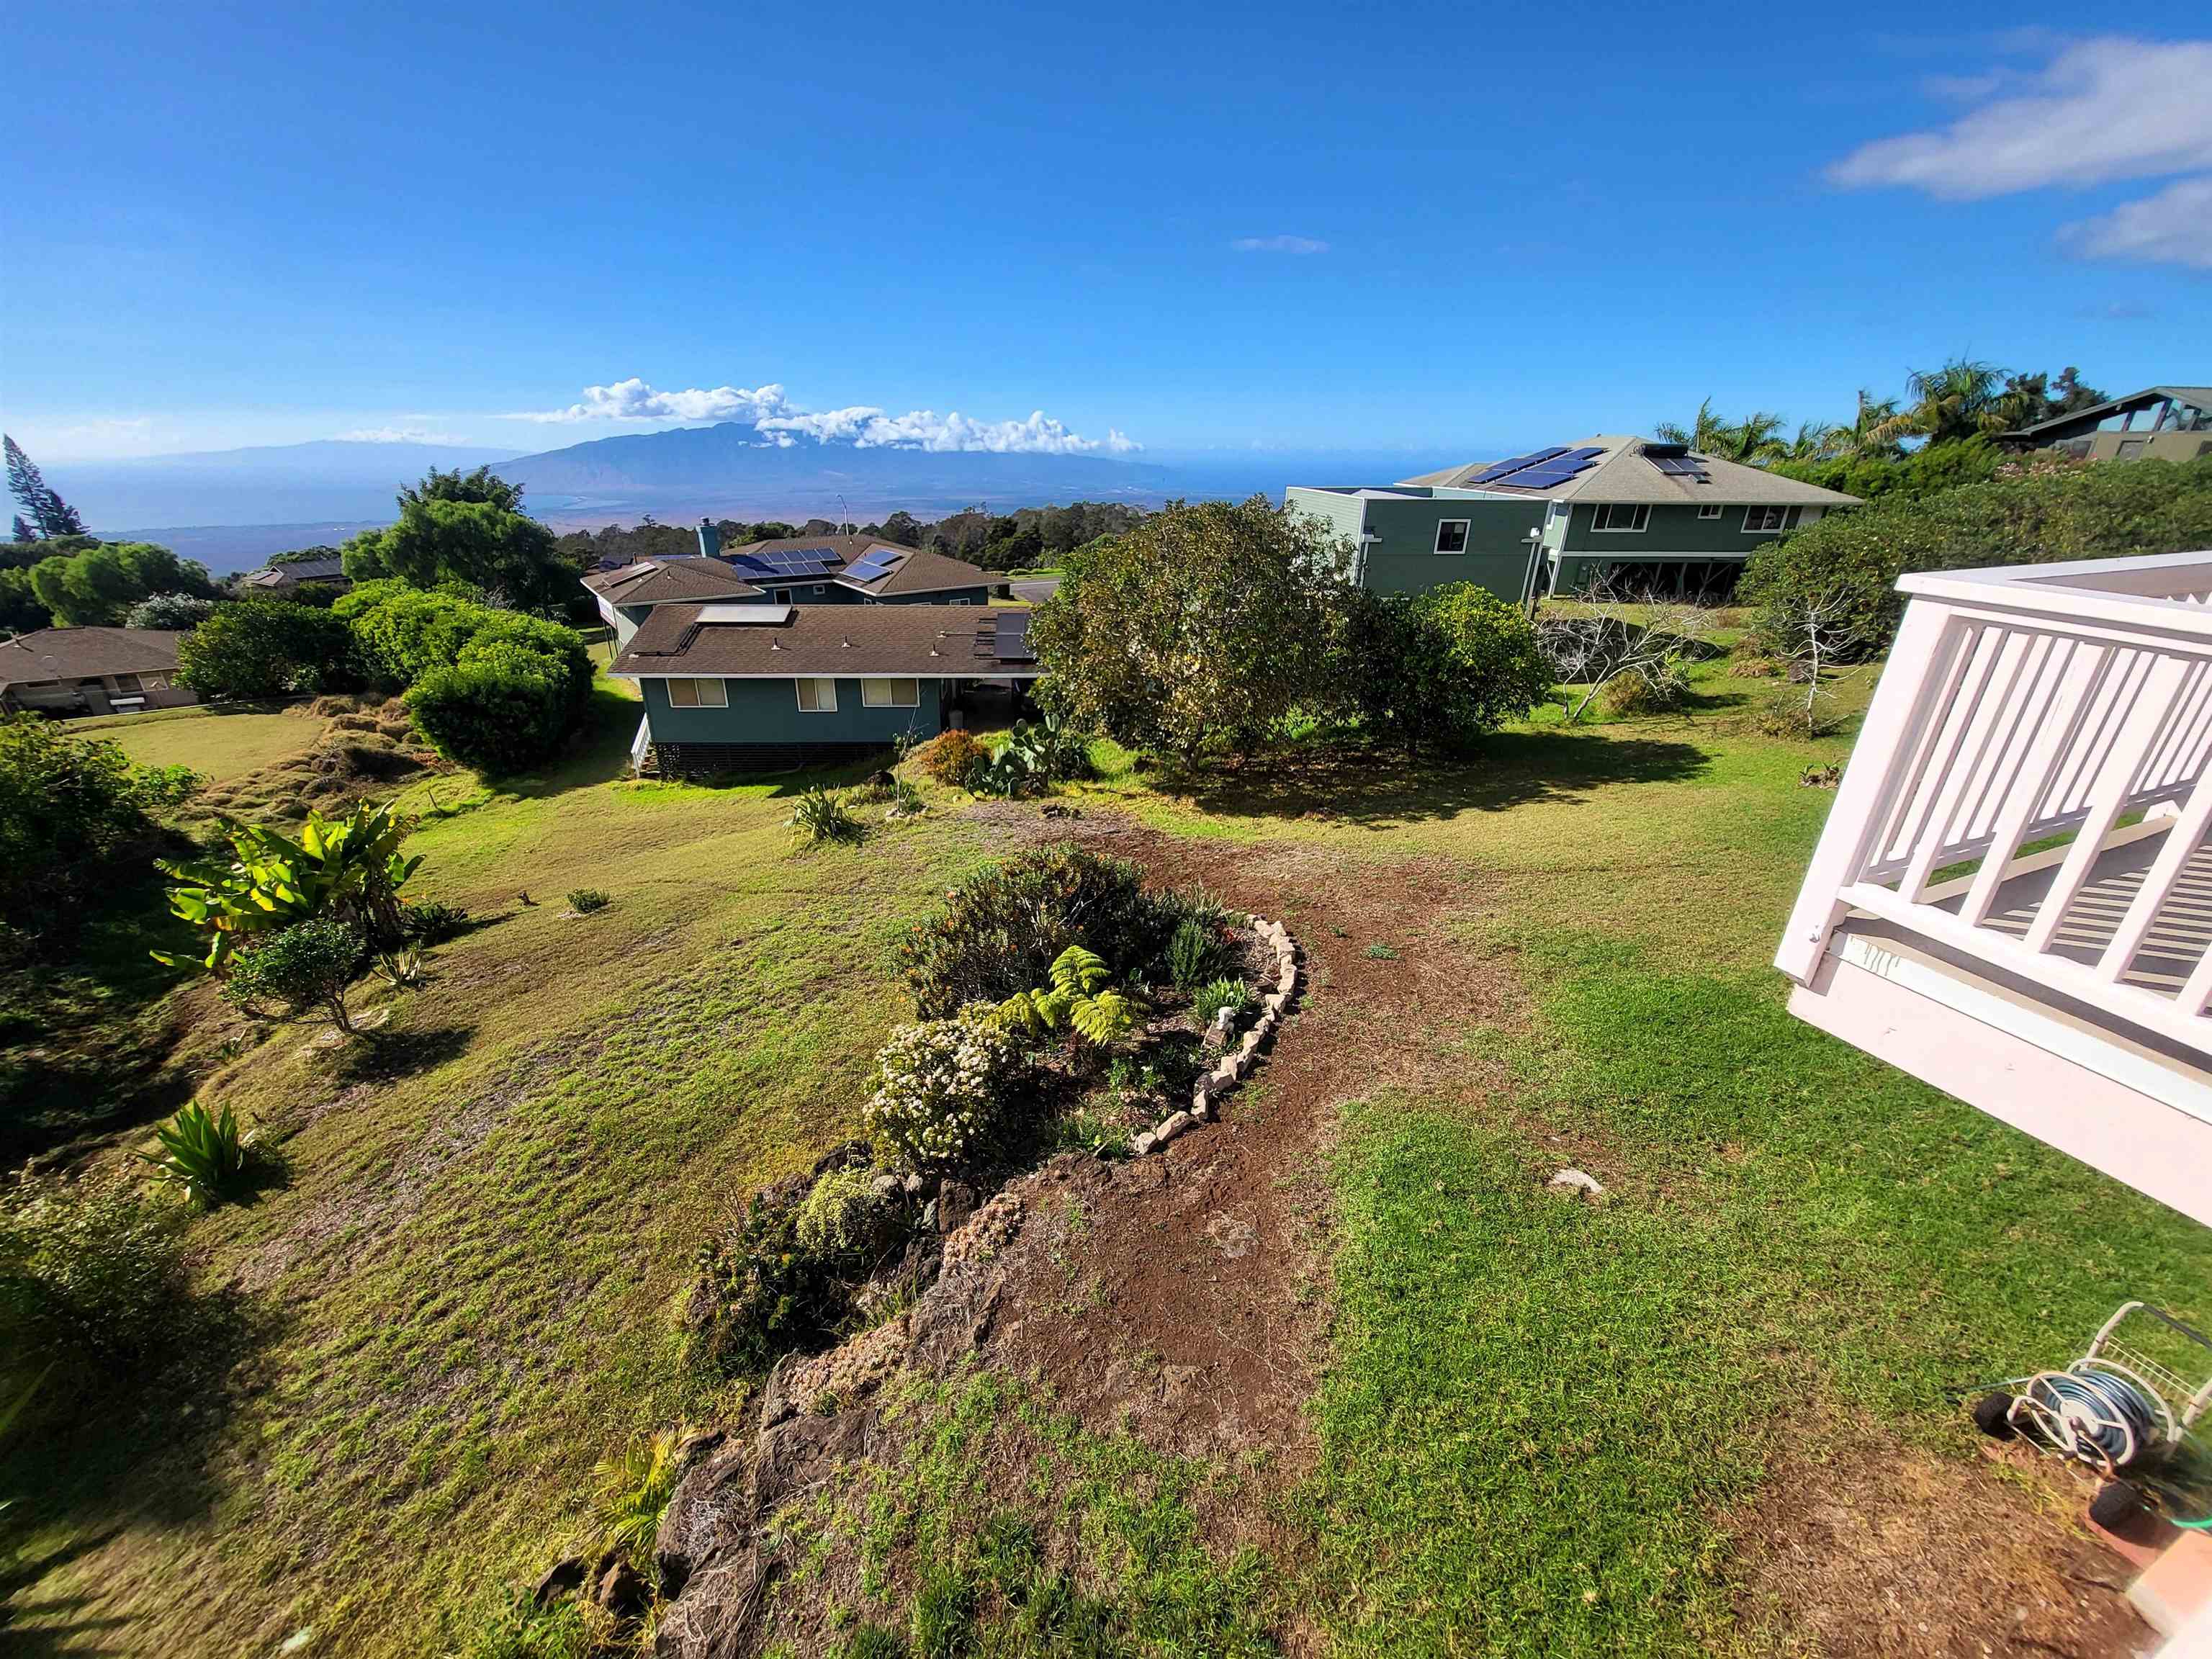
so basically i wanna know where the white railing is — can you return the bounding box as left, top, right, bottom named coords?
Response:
left=1779, top=551, right=2212, bottom=1062
left=629, top=715, right=651, bottom=773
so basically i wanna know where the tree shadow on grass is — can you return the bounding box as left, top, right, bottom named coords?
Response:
left=1161, top=731, right=1712, bottom=827
left=327, top=1021, right=477, bottom=1084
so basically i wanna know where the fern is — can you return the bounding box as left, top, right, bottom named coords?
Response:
left=994, top=945, right=1136, bottom=1049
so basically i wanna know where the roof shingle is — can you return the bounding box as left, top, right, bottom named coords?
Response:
left=1401, top=436, right=1861, bottom=507
left=608, top=604, right=1038, bottom=679
left=0, top=627, right=185, bottom=689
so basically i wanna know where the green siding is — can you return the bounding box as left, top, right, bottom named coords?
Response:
left=1557, top=502, right=1819, bottom=556
left=641, top=675, right=945, bottom=747
left=1359, top=498, right=1546, bottom=601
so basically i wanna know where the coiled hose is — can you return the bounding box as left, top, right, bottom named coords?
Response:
left=2006, top=1367, right=2163, bottom=1477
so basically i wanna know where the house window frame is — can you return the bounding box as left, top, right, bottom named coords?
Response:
left=1433, top=518, right=1471, bottom=554
left=666, top=677, right=727, bottom=708
left=1591, top=503, right=1651, bottom=534
left=112, top=673, right=144, bottom=693
left=795, top=677, right=840, bottom=713
left=860, top=676, right=921, bottom=709
left=1741, top=505, right=1796, bottom=534
left=1697, top=504, right=1722, bottom=520
left=773, top=588, right=794, bottom=605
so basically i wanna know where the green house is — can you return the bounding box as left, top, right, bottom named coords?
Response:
left=1290, top=436, right=1860, bottom=600
left=608, top=602, right=1040, bottom=776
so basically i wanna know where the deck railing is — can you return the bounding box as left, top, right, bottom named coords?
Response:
left=1779, top=551, right=2212, bottom=1063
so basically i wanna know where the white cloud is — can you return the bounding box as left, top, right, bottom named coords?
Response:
left=1828, top=37, right=2212, bottom=198
left=335, top=425, right=469, bottom=444
left=2062, top=177, right=2212, bottom=269
left=511, top=379, right=1140, bottom=455
left=1231, top=234, right=1329, bottom=254
left=512, top=377, right=795, bottom=424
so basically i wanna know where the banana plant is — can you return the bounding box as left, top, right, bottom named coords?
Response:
left=155, top=799, right=423, bottom=971
left=996, top=944, right=1138, bottom=1049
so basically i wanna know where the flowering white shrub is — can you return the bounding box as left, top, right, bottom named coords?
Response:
left=864, top=1008, right=1022, bottom=1173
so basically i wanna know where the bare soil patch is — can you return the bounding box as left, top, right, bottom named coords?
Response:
left=1735, top=1421, right=2153, bottom=1657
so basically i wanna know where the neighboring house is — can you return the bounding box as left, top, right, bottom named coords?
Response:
left=703, top=521, right=999, bottom=606
left=1288, top=436, right=1859, bottom=600
left=239, top=553, right=352, bottom=598
left=2000, top=385, right=2212, bottom=465
left=583, top=556, right=772, bottom=649
left=0, top=626, right=198, bottom=717
left=1777, top=550, right=2212, bottom=1228
left=609, top=603, right=1039, bottom=775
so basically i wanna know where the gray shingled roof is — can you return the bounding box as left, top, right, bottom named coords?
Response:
left=608, top=603, right=1038, bottom=678
left=1401, top=436, right=1861, bottom=508
left=2005, top=385, right=2212, bottom=440
left=582, top=557, right=768, bottom=606
left=0, top=627, right=184, bottom=688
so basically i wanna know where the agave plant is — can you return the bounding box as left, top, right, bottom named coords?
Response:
left=156, top=800, right=422, bottom=972
left=140, top=1101, right=250, bottom=1209
left=788, top=786, right=863, bottom=846
left=996, top=944, right=1137, bottom=1048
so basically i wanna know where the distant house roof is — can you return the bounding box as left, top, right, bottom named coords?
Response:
left=721, top=534, right=997, bottom=598
left=1399, top=436, right=1861, bottom=508
left=608, top=603, right=1039, bottom=680
left=242, top=554, right=349, bottom=588
left=2002, top=385, right=2212, bottom=444
left=0, top=627, right=184, bottom=690
left=581, top=556, right=768, bottom=606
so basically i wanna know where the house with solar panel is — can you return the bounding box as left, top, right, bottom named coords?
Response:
left=583, top=527, right=1001, bottom=649
left=1287, top=436, right=1860, bottom=601
left=607, top=602, right=1040, bottom=776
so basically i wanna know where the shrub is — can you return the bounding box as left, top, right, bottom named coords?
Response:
left=917, top=729, right=990, bottom=789
left=1029, top=495, right=1346, bottom=763
left=995, top=944, right=1138, bottom=1050
left=1192, top=978, right=1250, bottom=1030
left=220, top=917, right=366, bottom=1033
left=567, top=888, right=611, bottom=914
left=1741, top=452, right=2212, bottom=655
left=139, top=1102, right=249, bottom=1209
left=0, top=1180, right=190, bottom=1371
left=407, top=639, right=579, bottom=775
left=687, top=1174, right=864, bottom=1377
left=864, top=1009, right=1027, bottom=1174
left=593, top=1428, right=680, bottom=1558
left=885, top=778, right=927, bottom=819
left=789, top=785, right=864, bottom=846
left=1166, top=917, right=1225, bottom=992
left=1598, top=655, right=1691, bottom=715
left=794, top=1166, right=901, bottom=1259
left=1767, top=434, right=2005, bottom=503
left=1333, top=583, right=1551, bottom=756
left=971, top=712, right=1094, bottom=797
left=896, top=845, right=1174, bottom=1017
left=0, top=714, right=199, bottom=941
left=124, top=591, right=217, bottom=630
left=402, top=899, right=471, bottom=944
left=176, top=599, right=356, bottom=699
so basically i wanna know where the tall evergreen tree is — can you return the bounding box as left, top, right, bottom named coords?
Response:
left=4, top=435, right=86, bottom=538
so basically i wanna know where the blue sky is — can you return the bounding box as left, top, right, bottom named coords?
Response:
left=4, top=4, right=2206, bottom=464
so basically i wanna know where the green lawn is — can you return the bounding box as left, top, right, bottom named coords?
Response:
left=82, top=706, right=331, bottom=783
left=6, top=660, right=2208, bottom=1657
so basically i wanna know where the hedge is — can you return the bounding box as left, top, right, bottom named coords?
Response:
left=1740, top=454, right=2212, bottom=655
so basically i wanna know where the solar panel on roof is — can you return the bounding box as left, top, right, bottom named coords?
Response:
left=1465, top=446, right=1569, bottom=485
left=994, top=611, right=1035, bottom=662
left=732, top=554, right=777, bottom=575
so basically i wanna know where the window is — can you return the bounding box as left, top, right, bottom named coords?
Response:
left=666, top=678, right=727, bottom=708
left=112, top=673, right=143, bottom=693
left=1741, top=505, right=1797, bottom=534
left=795, top=677, right=839, bottom=712
left=949, top=597, right=974, bottom=605
left=809, top=584, right=825, bottom=595
left=773, top=588, right=793, bottom=604
left=1592, top=503, right=1650, bottom=533
left=861, top=677, right=920, bottom=709
left=1697, top=505, right=1722, bottom=520
left=1433, top=519, right=1470, bottom=554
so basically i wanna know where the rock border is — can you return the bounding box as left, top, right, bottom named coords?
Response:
left=1130, top=912, right=1298, bottom=1156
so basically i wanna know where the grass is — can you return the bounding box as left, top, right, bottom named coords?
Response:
left=6, top=652, right=2209, bottom=1657
left=86, top=705, right=330, bottom=783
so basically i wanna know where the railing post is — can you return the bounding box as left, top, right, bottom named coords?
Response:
left=1776, top=602, right=1964, bottom=984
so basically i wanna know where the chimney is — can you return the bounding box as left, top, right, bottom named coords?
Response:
left=696, top=518, right=721, bottom=559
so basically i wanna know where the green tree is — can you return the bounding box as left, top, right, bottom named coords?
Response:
left=400, top=464, right=525, bottom=513
left=1334, top=583, right=1550, bottom=757
left=25, top=541, right=217, bottom=626
left=0, top=714, right=198, bottom=939
left=1030, top=496, right=1348, bottom=765
left=176, top=600, right=354, bottom=698
left=4, top=436, right=86, bottom=539
left=1653, top=398, right=1733, bottom=452
left=1877, top=356, right=2010, bottom=446
left=342, top=492, right=579, bottom=616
